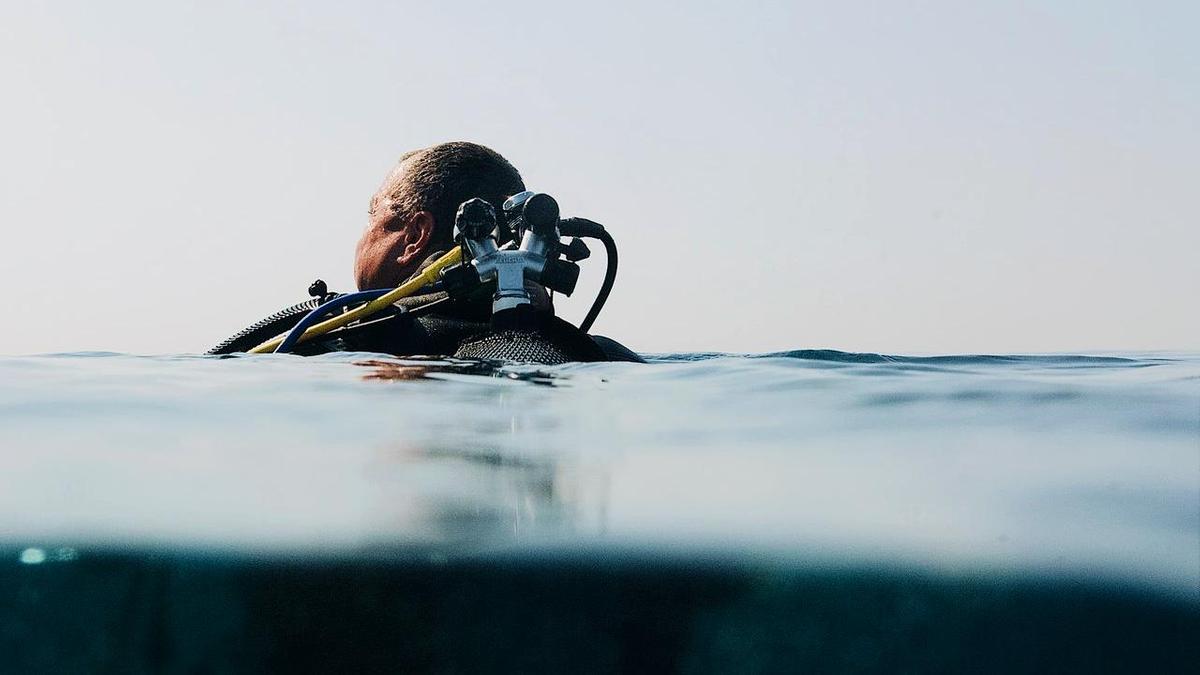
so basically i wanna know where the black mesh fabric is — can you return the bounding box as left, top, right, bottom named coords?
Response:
left=453, top=330, right=575, bottom=365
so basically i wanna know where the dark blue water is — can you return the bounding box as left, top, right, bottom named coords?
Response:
left=1, top=350, right=1196, bottom=672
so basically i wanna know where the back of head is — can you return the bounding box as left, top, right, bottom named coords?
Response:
left=357, top=142, right=525, bottom=289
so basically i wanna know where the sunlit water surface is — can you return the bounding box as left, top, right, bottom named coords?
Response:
left=0, top=350, right=1197, bottom=670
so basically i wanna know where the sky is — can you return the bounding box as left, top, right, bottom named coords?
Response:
left=0, top=0, right=1195, bottom=355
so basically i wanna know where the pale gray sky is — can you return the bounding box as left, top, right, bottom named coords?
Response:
left=0, top=1, right=1195, bottom=355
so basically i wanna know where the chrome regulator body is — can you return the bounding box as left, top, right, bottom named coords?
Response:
left=446, top=191, right=580, bottom=320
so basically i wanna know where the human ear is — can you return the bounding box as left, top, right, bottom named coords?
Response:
left=395, top=211, right=435, bottom=268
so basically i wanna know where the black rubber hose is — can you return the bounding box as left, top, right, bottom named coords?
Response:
left=559, top=218, right=617, bottom=334
left=205, top=298, right=324, bottom=355
left=580, top=229, right=617, bottom=333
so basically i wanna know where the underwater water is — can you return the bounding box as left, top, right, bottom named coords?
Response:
left=1, top=350, right=1197, bottom=672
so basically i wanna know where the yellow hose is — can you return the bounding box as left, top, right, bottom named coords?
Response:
left=247, top=247, right=464, bottom=354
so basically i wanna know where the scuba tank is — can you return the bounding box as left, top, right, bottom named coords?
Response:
left=207, top=192, right=641, bottom=364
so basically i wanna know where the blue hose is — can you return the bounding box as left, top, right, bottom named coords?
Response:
left=275, top=289, right=391, bottom=354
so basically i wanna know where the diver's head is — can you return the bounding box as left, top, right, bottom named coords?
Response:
left=355, top=142, right=525, bottom=290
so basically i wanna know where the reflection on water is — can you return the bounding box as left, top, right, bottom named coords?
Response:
left=356, top=357, right=561, bottom=386
left=365, top=440, right=609, bottom=549
left=352, top=357, right=609, bottom=550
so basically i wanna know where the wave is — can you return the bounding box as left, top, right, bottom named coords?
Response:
left=652, top=349, right=1167, bottom=367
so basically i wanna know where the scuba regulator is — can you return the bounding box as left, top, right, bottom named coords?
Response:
left=441, top=191, right=617, bottom=334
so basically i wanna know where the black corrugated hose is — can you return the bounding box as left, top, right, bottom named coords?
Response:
left=206, top=298, right=324, bottom=355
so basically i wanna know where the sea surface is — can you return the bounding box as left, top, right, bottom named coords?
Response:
left=1, top=350, right=1197, bottom=672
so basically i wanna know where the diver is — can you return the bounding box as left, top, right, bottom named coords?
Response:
left=208, top=142, right=642, bottom=364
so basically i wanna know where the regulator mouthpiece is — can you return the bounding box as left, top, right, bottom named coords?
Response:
left=522, top=193, right=560, bottom=236
left=503, top=191, right=560, bottom=237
